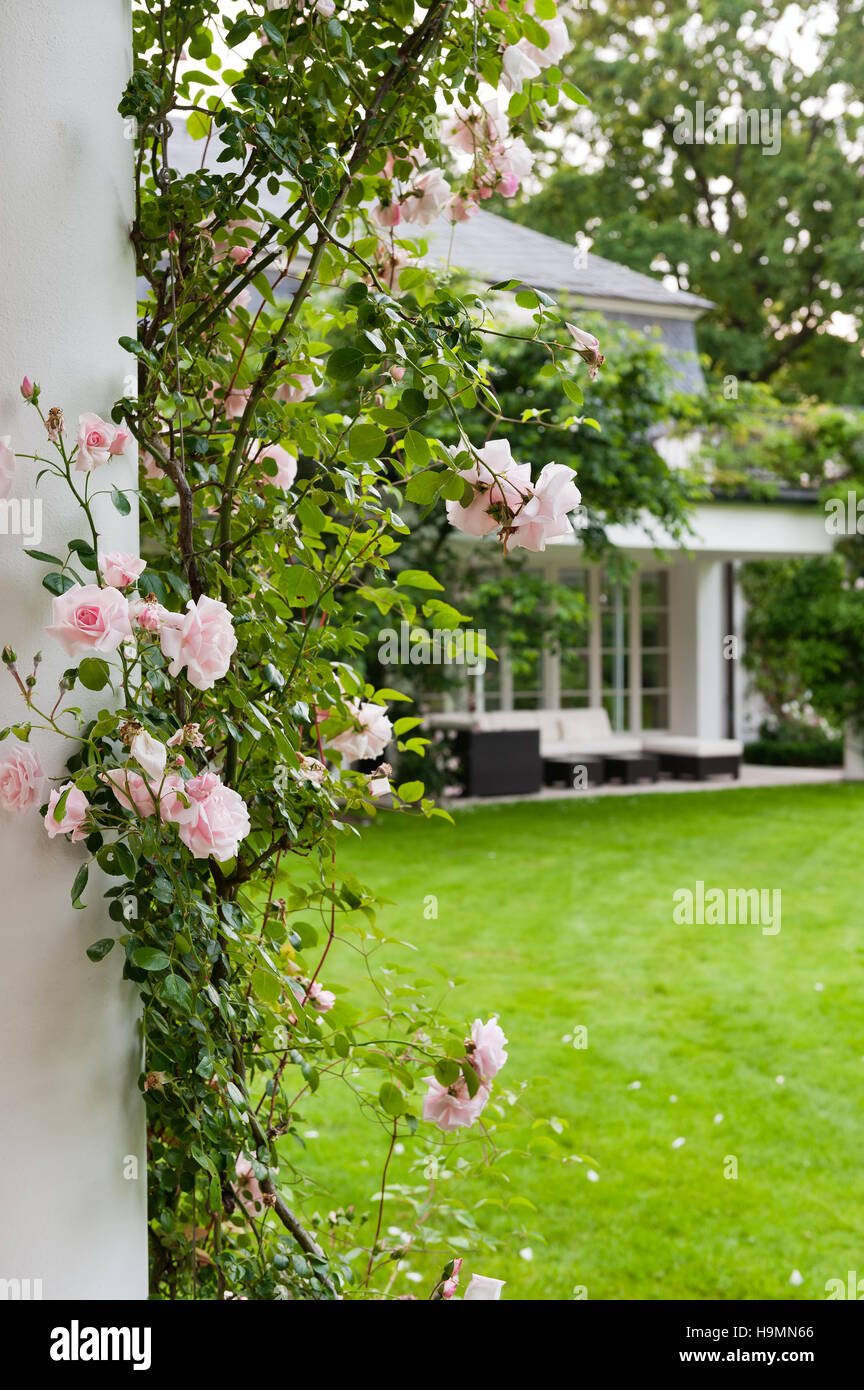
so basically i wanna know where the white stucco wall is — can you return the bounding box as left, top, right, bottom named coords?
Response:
left=0, top=2, right=147, bottom=1299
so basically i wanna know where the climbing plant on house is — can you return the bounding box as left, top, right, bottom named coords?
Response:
left=0, top=0, right=602, bottom=1300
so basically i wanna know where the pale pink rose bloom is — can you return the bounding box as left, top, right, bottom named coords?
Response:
left=445, top=438, right=533, bottom=538
left=372, top=200, right=402, bottom=229
left=258, top=442, right=297, bottom=491
left=498, top=173, right=519, bottom=198
left=159, top=595, right=237, bottom=691
left=234, top=1156, right=264, bottom=1215
left=566, top=322, right=604, bottom=377
left=508, top=461, right=581, bottom=552
left=140, top=450, right=163, bottom=480
left=130, top=730, right=167, bottom=783
left=446, top=194, right=480, bottom=223
left=222, top=386, right=251, bottom=419
left=45, top=782, right=90, bottom=841
left=442, top=1257, right=463, bottom=1299
left=470, top=1017, right=508, bottom=1083
left=519, top=15, right=570, bottom=69
left=400, top=168, right=451, bottom=228
left=292, top=754, right=327, bottom=786
left=489, top=135, right=535, bottom=186
left=325, top=700, right=393, bottom=762
left=98, top=551, right=147, bottom=589
left=315, top=0, right=335, bottom=15
left=501, top=43, right=541, bottom=93
left=0, top=436, right=14, bottom=500
left=45, top=583, right=132, bottom=658
left=0, top=744, right=46, bottom=814
left=445, top=99, right=509, bottom=154
left=229, top=245, right=253, bottom=264
left=307, top=980, right=336, bottom=1012
left=389, top=365, right=406, bottom=382
left=275, top=373, right=319, bottom=404
left=464, top=1274, right=505, bottom=1301
left=104, top=767, right=195, bottom=823
left=20, top=377, right=35, bottom=400
left=423, top=1075, right=490, bottom=1132
left=177, top=777, right=251, bottom=861
left=76, top=413, right=129, bottom=472
left=129, top=597, right=174, bottom=633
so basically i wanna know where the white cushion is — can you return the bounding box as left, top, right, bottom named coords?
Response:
left=544, top=736, right=643, bottom=757
left=556, top=708, right=614, bottom=743
left=641, top=734, right=742, bottom=757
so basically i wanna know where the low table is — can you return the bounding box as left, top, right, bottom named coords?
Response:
left=604, top=752, right=659, bottom=785
left=454, top=728, right=542, bottom=798
left=654, top=751, right=740, bottom=780
left=543, top=755, right=606, bottom=789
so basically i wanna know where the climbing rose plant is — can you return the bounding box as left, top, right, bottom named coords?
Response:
left=0, top=0, right=597, bottom=1299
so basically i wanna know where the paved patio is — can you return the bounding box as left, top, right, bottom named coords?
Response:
left=447, top=763, right=845, bottom=809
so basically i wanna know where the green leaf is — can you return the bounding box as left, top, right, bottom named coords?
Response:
left=379, top=1081, right=404, bottom=1116
left=252, top=968, right=282, bottom=1003
left=396, top=569, right=444, bottom=591
left=403, top=429, right=431, bottom=467
left=396, top=780, right=424, bottom=802
left=71, top=863, right=89, bottom=907
left=434, top=1058, right=461, bottom=1087
left=186, top=110, right=212, bottom=141
left=325, top=346, right=365, bottom=382
left=24, top=549, right=63, bottom=565
left=111, top=486, right=132, bottom=516
left=281, top=566, right=319, bottom=607
left=86, top=937, right=115, bottom=963
left=404, top=470, right=444, bottom=505
left=43, top=572, right=74, bottom=597
left=132, top=947, right=171, bottom=972
left=77, top=657, right=111, bottom=692
left=349, top=423, right=386, bottom=460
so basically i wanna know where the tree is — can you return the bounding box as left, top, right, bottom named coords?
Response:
left=514, top=0, right=864, bottom=400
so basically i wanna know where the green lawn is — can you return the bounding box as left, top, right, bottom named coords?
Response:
left=295, top=784, right=864, bottom=1300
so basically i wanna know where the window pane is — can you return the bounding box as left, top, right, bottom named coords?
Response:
left=641, top=571, right=668, bottom=608
left=602, top=651, right=629, bottom=687
left=602, top=692, right=629, bottom=731
left=561, top=691, right=590, bottom=708
left=561, top=651, right=589, bottom=689
left=513, top=691, right=541, bottom=709
left=642, top=652, right=668, bottom=689
left=641, top=609, right=669, bottom=648
left=641, top=693, right=668, bottom=729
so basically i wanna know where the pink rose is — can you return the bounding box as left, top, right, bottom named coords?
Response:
left=508, top=461, right=581, bottom=552
left=445, top=438, right=533, bottom=539
left=20, top=377, right=35, bottom=400
left=307, top=980, right=335, bottom=1012
left=76, top=413, right=128, bottom=472
left=372, top=200, right=402, bottom=229
left=229, top=245, right=252, bottom=264
left=45, top=782, right=90, bottom=841
left=442, top=1258, right=463, bottom=1299
left=98, top=551, right=147, bottom=589
left=257, top=442, right=297, bottom=491
left=325, top=700, right=393, bottom=762
left=177, top=776, right=251, bottom=861
left=275, top=373, right=319, bottom=404
left=400, top=168, right=451, bottom=228
left=220, top=386, right=251, bottom=420
left=470, top=1017, right=508, bottom=1083
left=446, top=194, right=480, bottom=223
left=445, top=100, right=509, bottom=155
left=140, top=450, right=163, bottom=480
left=130, top=730, right=167, bottom=782
left=159, top=595, right=237, bottom=691
left=103, top=767, right=195, bottom=823
left=501, top=43, right=541, bottom=94
left=315, top=0, right=336, bottom=15
left=422, top=1076, right=489, bottom=1132
left=0, top=436, right=14, bottom=500
left=293, top=754, right=327, bottom=786
left=389, top=365, right=406, bottom=382
left=45, top=583, right=132, bottom=658
left=498, top=173, right=519, bottom=198
left=566, top=322, right=604, bottom=378
left=464, top=1274, right=505, bottom=1301
left=234, top=1155, right=264, bottom=1216
left=519, top=15, right=570, bottom=69
left=0, top=743, right=46, bottom=814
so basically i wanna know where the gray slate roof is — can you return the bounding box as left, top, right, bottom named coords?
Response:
left=421, top=209, right=714, bottom=313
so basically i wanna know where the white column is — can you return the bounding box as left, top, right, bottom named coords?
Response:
left=0, top=2, right=146, bottom=1299
left=668, top=560, right=726, bottom=738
